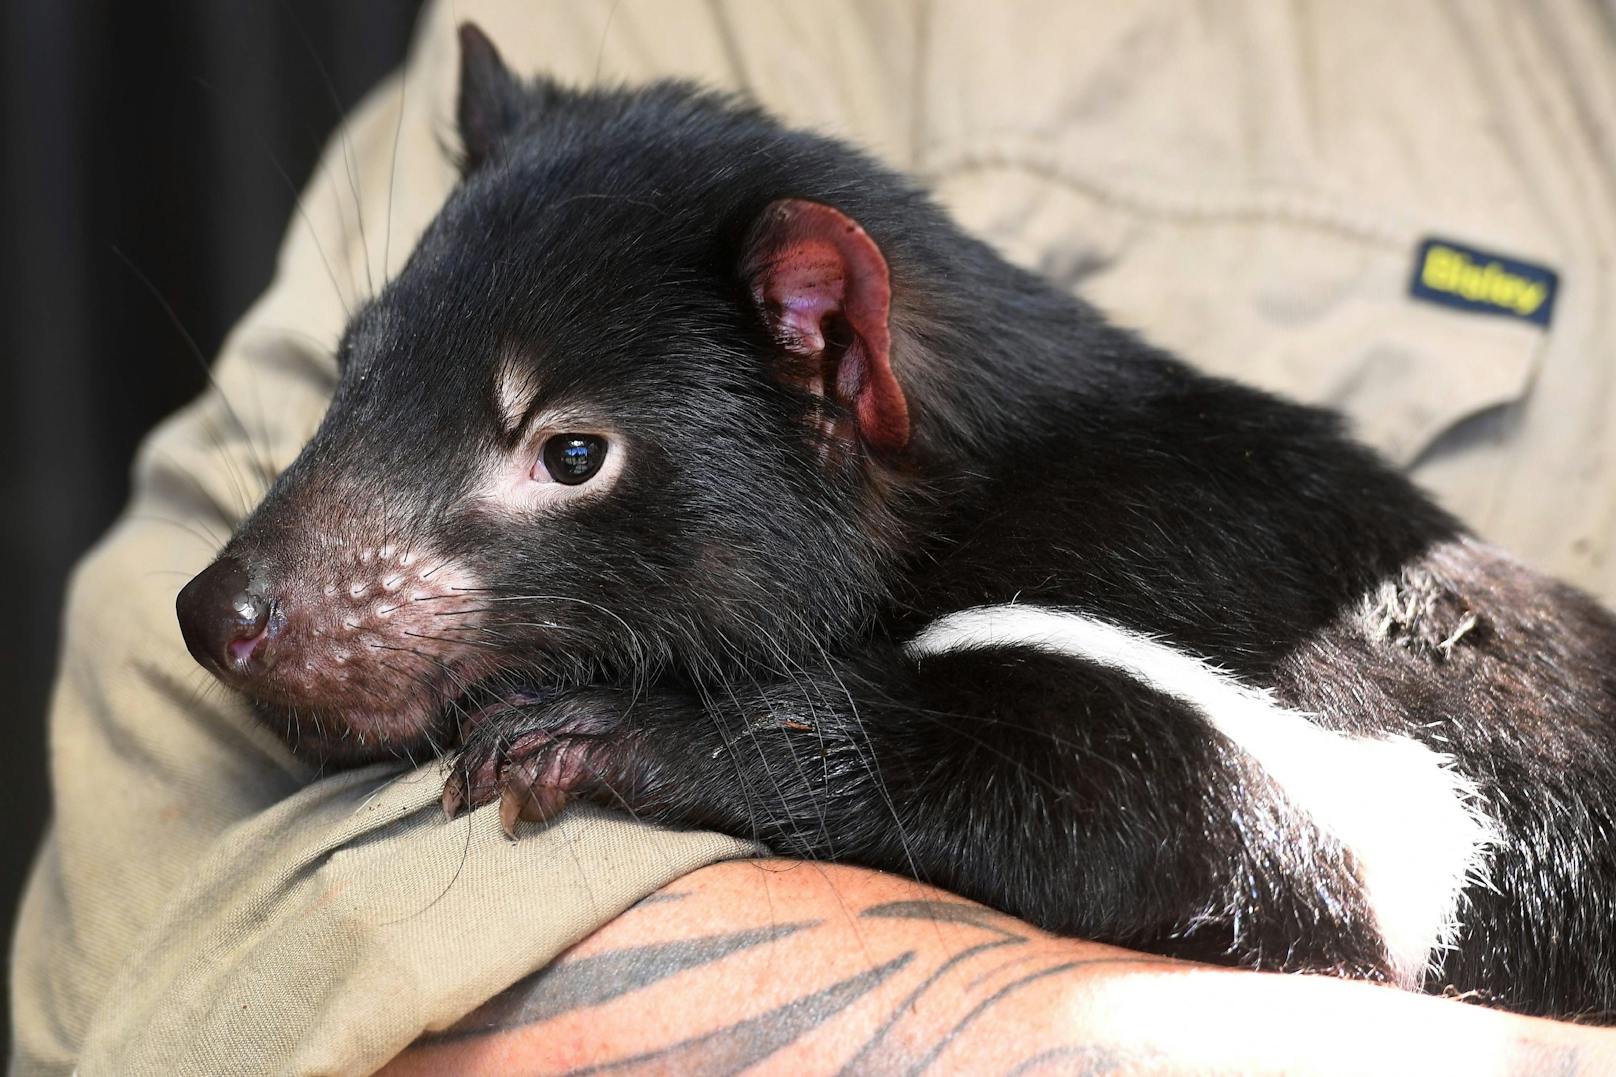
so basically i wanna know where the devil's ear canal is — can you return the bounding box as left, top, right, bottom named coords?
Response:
left=456, top=22, right=523, bottom=172
left=741, top=199, right=910, bottom=456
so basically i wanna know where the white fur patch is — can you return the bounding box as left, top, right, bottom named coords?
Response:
left=906, top=604, right=1498, bottom=987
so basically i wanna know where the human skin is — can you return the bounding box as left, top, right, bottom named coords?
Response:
left=379, top=859, right=1616, bottom=1075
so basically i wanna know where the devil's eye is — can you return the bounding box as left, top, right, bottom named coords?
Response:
left=540, top=434, right=609, bottom=485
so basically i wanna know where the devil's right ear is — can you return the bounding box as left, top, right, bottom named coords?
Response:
left=456, top=23, right=523, bottom=171
left=742, top=199, right=910, bottom=457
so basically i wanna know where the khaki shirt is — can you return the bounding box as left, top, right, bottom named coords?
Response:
left=13, top=2, right=1616, bottom=1073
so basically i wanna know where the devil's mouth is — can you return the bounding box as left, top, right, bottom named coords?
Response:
left=257, top=668, right=559, bottom=765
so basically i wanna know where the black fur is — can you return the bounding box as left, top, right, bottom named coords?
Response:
left=179, top=26, right=1616, bottom=1020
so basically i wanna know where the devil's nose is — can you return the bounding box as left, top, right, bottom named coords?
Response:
left=176, top=556, right=273, bottom=677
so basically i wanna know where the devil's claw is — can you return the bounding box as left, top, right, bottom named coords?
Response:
left=440, top=770, right=467, bottom=820
left=497, top=756, right=572, bottom=837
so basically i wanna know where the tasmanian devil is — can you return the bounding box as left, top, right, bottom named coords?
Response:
left=175, top=23, right=1616, bottom=1021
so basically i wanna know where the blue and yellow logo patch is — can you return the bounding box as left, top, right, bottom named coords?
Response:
left=1410, top=238, right=1558, bottom=328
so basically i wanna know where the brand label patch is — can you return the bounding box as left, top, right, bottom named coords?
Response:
left=1410, top=238, right=1558, bottom=328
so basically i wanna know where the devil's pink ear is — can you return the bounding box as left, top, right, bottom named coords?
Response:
left=741, top=199, right=910, bottom=456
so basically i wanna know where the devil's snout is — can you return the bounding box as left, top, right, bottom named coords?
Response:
left=176, top=556, right=276, bottom=682
left=173, top=538, right=486, bottom=757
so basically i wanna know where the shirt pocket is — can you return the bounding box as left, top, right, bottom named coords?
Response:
left=925, top=138, right=1546, bottom=468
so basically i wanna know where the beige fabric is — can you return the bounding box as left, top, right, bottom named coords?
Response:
left=921, top=1, right=1616, bottom=598
left=11, top=1, right=1616, bottom=1074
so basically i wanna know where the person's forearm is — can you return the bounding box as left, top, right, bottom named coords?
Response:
left=381, top=859, right=1616, bottom=1075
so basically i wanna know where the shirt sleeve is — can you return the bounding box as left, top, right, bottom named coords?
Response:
left=8, top=3, right=782, bottom=1073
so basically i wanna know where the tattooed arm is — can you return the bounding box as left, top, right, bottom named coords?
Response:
left=379, top=860, right=1614, bottom=1076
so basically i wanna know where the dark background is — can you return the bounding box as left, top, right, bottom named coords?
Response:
left=1, top=0, right=425, bottom=1052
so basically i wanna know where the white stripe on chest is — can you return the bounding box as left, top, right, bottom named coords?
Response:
left=906, top=604, right=1497, bottom=988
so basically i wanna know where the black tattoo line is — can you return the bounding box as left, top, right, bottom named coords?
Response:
left=843, top=899, right=1032, bottom=1073
left=966, top=952, right=1048, bottom=990
left=423, top=920, right=818, bottom=1043
left=625, top=890, right=688, bottom=910
left=861, top=900, right=1023, bottom=935
left=1003, top=1044, right=1168, bottom=1076
left=913, top=956, right=1178, bottom=1074
left=568, top=952, right=916, bottom=1075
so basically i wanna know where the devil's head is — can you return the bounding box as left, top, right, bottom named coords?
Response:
left=176, top=25, right=959, bottom=764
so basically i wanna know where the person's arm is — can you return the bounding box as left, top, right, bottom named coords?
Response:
left=381, top=859, right=1615, bottom=1075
